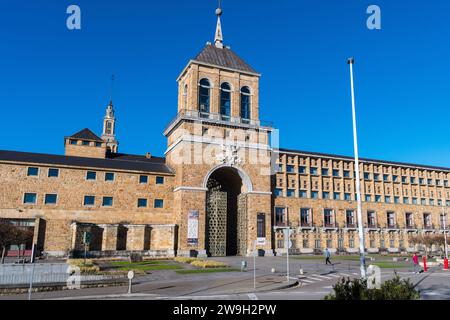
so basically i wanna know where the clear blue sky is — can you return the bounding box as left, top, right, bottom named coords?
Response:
left=1, top=0, right=449, bottom=168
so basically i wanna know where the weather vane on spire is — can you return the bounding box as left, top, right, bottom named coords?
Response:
left=214, top=0, right=224, bottom=48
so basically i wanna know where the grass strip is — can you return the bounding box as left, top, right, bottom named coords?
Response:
left=175, top=268, right=240, bottom=274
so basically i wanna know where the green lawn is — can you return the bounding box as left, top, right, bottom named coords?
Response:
left=109, top=260, right=164, bottom=266
left=175, top=268, right=240, bottom=274
left=370, top=262, right=410, bottom=269
left=108, top=260, right=183, bottom=271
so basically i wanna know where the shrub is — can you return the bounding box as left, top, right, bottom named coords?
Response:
left=174, top=257, right=198, bottom=264
left=190, top=260, right=228, bottom=268
left=67, top=259, right=100, bottom=273
left=325, top=274, right=420, bottom=300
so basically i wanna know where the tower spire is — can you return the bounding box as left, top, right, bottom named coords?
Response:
left=214, top=1, right=223, bottom=48
left=102, top=75, right=119, bottom=153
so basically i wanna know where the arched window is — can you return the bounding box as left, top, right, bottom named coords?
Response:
left=183, top=84, right=188, bottom=109
left=198, top=79, right=211, bottom=114
left=220, top=82, right=231, bottom=121
left=240, top=86, right=251, bottom=122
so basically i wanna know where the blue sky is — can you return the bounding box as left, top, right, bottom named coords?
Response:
left=0, top=0, right=449, bottom=168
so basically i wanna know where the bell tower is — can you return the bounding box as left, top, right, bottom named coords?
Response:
left=164, top=4, right=274, bottom=257
left=101, top=100, right=119, bottom=153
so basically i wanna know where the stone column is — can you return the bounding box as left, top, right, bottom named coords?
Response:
left=125, top=225, right=148, bottom=251
left=100, top=224, right=119, bottom=251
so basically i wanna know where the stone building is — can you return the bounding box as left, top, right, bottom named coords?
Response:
left=0, top=7, right=449, bottom=258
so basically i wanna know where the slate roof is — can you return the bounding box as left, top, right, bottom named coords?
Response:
left=0, top=150, right=173, bottom=174
left=68, top=128, right=103, bottom=142
left=279, top=148, right=450, bottom=172
left=193, top=44, right=258, bottom=74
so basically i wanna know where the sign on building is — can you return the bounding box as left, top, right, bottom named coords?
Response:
left=187, top=210, right=199, bottom=246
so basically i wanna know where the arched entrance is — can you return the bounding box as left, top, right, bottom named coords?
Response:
left=205, top=166, right=250, bottom=256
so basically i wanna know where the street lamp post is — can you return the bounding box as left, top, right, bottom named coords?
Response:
left=442, top=199, right=448, bottom=260
left=348, top=58, right=367, bottom=279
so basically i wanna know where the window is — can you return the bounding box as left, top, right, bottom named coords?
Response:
left=367, top=211, right=376, bottom=227
left=333, top=192, right=340, bottom=200
left=430, top=199, right=435, bottom=206
left=286, top=165, right=295, bottom=173
left=275, top=207, right=286, bottom=226
left=240, top=86, right=251, bottom=121
left=311, top=191, right=319, bottom=199
left=402, top=176, right=407, bottom=183
left=349, top=239, right=355, bottom=248
left=154, top=199, right=164, bottom=208
left=326, top=239, right=332, bottom=248
left=385, top=196, right=391, bottom=203
left=137, top=198, right=147, bottom=208
left=105, top=172, right=115, bottom=181
left=322, top=168, right=329, bottom=176
left=419, top=178, right=425, bottom=185
left=156, top=176, right=165, bottom=185
left=48, top=168, right=59, bottom=178
left=274, top=188, right=283, bottom=197
left=322, top=192, right=330, bottom=199
left=343, top=170, right=350, bottom=178
left=410, top=177, right=416, bottom=184
left=344, top=193, right=351, bottom=201
left=406, top=213, right=414, bottom=228
left=84, top=196, right=95, bottom=206
left=428, top=179, right=433, bottom=185
left=383, top=174, right=389, bottom=181
left=23, top=193, right=37, bottom=204
left=86, top=171, right=97, bottom=180
left=424, top=213, right=432, bottom=228
left=287, top=189, right=295, bottom=198
left=387, top=212, right=395, bottom=227
left=299, top=190, right=307, bottom=198
left=374, top=173, right=380, bottom=181
left=338, top=238, right=344, bottom=249
left=257, top=213, right=266, bottom=237
left=375, top=195, right=381, bottom=202
left=393, top=175, right=399, bottom=182
left=102, top=197, right=113, bottom=207
left=95, top=142, right=102, bottom=147
left=139, top=175, right=148, bottom=184
left=315, top=239, right=321, bottom=249
left=403, top=197, right=410, bottom=204
left=364, top=172, right=370, bottom=180
left=183, top=84, right=188, bottom=109
left=389, top=240, right=394, bottom=248
left=421, top=198, right=427, bottom=205
left=380, top=239, right=385, bottom=248
left=44, top=194, right=57, bottom=205
left=365, top=194, right=371, bottom=202
left=394, top=196, right=400, bottom=204
left=82, top=140, right=90, bottom=146
left=436, top=179, right=441, bottom=186
left=310, top=167, right=318, bottom=175
left=412, top=197, right=418, bottom=205
left=300, top=208, right=311, bottom=226
left=299, top=166, right=306, bottom=174
left=370, top=240, right=376, bottom=248
left=346, top=210, right=355, bottom=227
left=70, top=140, right=77, bottom=145
left=303, top=239, right=309, bottom=248
left=220, top=82, right=231, bottom=120
left=333, top=169, right=340, bottom=177
left=27, top=167, right=39, bottom=177
left=444, top=180, right=449, bottom=187
left=324, top=209, right=334, bottom=226
left=198, top=78, right=211, bottom=113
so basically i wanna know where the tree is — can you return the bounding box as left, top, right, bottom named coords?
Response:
left=0, top=219, right=34, bottom=264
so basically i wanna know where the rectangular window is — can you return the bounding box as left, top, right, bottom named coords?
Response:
left=436, top=179, right=441, bottom=186
left=86, top=171, right=97, bottom=180
left=421, top=198, right=427, bottom=205
left=326, top=239, right=332, bottom=248
left=139, top=175, right=148, bottom=184
left=333, top=169, right=340, bottom=177
left=286, top=165, right=295, bottom=173
left=383, top=174, right=389, bottom=182
left=95, top=142, right=102, bottom=147
left=412, top=197, right=418, bottom=205
left=367, top=211, right=376, bottom=227
left=403, top=197, right=410, bottom=204
left=370, top=240, right=376, bottom=248
left=299, top=190, right=307, bottom=198
left=380, top=239, right=385, bottom=248
left=365, top=194, right=371, bottom=202
left=277, top=164, right=283, bottom=172
left=310, top=167, right=318, bottom=175
left=300, top=208, right=311, bottom=226
left=84, top=195, right=95, bottom=206
left=393, top=175, right=399, bottom=182
left=343, top=170, right=350, bottom=178
left=385, top=196, right=391, bottom=203
left=429, top=199, right=435, bottom=206
left=374, top=173, right=380, bottom=181
left=70, top=140, right=77, bottom=145
left=364, top=172, right=370, bottom=180
left=375, top=195, right=381, bottom=202
left=349, top=239, right=355, bottom=248
left=387, top=212, right=395, bottom=227
left=274, top=188, right=283, bottom=197
left=137, top=198, right=148, bottom=208
left=389, top=240, right=395, bottom=248
left=27, top=167, right=39, bottom=177
left=428, top=179, right=433, bottom=185
left=23, top=193, right=37, bottom=204
left=338, top=238, right=344, bottom=249
left=322, top=192, right=330, bottom=199
left=156, top=176, right=165, bottom=185
left=406, top=213, right=414, bottom=228
left=275, top=207, right=286, bottom=226
left=324, top=209, right=334, bottom=227
left=394, top=196, right=400, bottom=204
left=102, top=197, right=113, bottom=207
left=303, top=239, right=309, bottom=248
left=346, top=210, right=355, bottom=227
left=333, top=192, right=340, bottom=200
left=82, top=140, right=90, bottom=146
left=419, top=178, right=425, bottom=185
left=257, top=213, right=266, bottom=238
left=410, top=177, right=416, bottom=184
left=298, top=166, right=306, bottom=174
left=48, top=168, right=59, bottom=178
left=344, top=193, right=351, bottom=201
left=315, top=239, right=321, bottom=249
left=154, top=199, right=164, bottom=208
left=105, top=172, right=115, bottom=181
left=311, top=191, right=318, bottom=199
left=44, top=194, right=57, bottom=205
left=287, top=189, right=295, bottom=198
left=402, top=176, right=407, bottom=183
left=321, top=168, right=329, bottom=176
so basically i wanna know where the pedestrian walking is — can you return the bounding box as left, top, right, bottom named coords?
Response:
left=412, top=252, right=420, bottom=274
left=324, top=248, right=332, bottom=265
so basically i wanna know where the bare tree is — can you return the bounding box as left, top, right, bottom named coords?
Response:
left=0, top=219, right=33, bottom=264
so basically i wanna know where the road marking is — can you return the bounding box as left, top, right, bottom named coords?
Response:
left=328, top=274, right=341, bottom=278
left=352, top=273, right=359, bottom=275
left=322, top=286, right=333, bottom=289
left=247, top=293, right=258, bottom=300
left=338, top=273, right=352, bottom=277
left=313, top=275, right=332, bottom=280
left=300, top=279, right=315, bottom=283
left=307, top=276, right=325, bottom=281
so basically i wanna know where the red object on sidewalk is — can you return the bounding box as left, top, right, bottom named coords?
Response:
left=444, top=258, right=449, bottom=270
left=423, top=256, right=427, bottom=272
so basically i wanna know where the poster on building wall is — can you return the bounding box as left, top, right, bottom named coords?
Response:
left=187, top=210, right=199, bottom=246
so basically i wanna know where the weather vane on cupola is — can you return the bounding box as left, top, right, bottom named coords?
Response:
left=214, top=0, right=224, bottom=48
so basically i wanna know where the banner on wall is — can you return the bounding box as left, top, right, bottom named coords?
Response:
left=187, top=210, right=199, bottom=246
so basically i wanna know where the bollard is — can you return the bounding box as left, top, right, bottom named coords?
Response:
left=271, top=268, right=276, bottom=273
left=444, top=258, right=449, bottom=270
left=423, top=256, right=427, bottom=272
left=299, top=268, right=304, bottom=275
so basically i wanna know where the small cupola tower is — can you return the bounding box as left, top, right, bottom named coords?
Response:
left=101, top=100, right=119, bottom=153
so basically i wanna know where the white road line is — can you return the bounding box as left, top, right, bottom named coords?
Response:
left=338, top=273, right=352, bottom=277
left=322, top=286, right=333, bottom=289
left=247, top=293, right=258, bottom=300
left=328, top=274, right=341, bottom=278
left=300, top=279, right=315, bottom=284
left=313, top=275, right=332, bottom=280
left=307, top=276, right=325, bottom=281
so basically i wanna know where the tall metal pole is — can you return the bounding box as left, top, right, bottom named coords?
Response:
left=348, top=58, right=367, bottom=279
left=443, top=198, right=448, bottom=259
